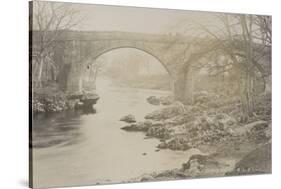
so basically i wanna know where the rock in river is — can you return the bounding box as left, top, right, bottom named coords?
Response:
left=147, top=96, right=161, bottom=105
left=120, top=114, right=136, bottom=123
left=121, top=121, right=152, bottom=132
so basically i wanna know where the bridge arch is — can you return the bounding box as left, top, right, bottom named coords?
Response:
left=84, top=46, right=173, bottom=77
left=81, top=46, right=175, bottom=93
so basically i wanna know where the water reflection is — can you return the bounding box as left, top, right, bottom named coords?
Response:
left=32, top=108, right=96, bottom=148
left=76, top=106, right=97, bottom=115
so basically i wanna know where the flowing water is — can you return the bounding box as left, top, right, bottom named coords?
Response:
left=32, top=79, right=201, bottom=188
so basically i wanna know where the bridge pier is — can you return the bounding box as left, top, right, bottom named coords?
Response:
left=174, top=66, right=194, bottom=105
left=66, top=75, right=81, bottom=93
left=64, top=61, right=84, bottom=93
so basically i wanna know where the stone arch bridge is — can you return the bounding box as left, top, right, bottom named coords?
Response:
left=32, top=31, right=208, bottom=103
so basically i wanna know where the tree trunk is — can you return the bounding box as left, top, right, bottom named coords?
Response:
left=239, top=15, right=255, bottom=123
left=32, top=61, right=38, bottom=82
left=183, top=63, right=193, bottom=105
left=240, top=66, right=254, bottom=123
left=50, top=66, right=55, bottom=81
left=36, top=58, right=44, bottom=87
left=57, top=64, right=71, bottom=91
left=264, top=76, right=272, bottom=95
left=78, top=78, right=83, bottom=93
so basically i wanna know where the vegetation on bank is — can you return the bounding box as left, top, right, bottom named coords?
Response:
left=32, top=83, right=66, bottom=113
left=31, top=83, right=79, bottom=113
left=32, top=93, right=67, bottom=113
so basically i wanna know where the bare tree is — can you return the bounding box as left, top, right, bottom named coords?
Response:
left=164, top=29, right=221, bottom=104
left=194, top=13, right=271, bottom=122
left=31, top=1, right=81, bottom=87
left=254, top=16, right=272, bottom=46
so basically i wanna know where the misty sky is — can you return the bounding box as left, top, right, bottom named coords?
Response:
left=66, top=2, right=217, bottom=34
left=33, top=1, right=263, bottom=35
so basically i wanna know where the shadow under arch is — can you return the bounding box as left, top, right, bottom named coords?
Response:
left=82, top=46, right=175, bottom=93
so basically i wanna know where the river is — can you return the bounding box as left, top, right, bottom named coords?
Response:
left=31, top=79, right=201, bottom=188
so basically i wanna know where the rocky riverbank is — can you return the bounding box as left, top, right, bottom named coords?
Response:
left=32, top=91, right=69, bottom=113
left=120, top=92, right=272, bottom=180
left=32, top=86, right=99, bottom=113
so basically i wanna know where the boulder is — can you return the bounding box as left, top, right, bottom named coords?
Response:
left=163, top=137, right=191, bottom=151
left=234, top=120, right=268, bottom=136
left=121, top=124, right=144, bottom=132
left=140, top=174, right=154, bottom=182
left=120, top=114, right=136, bottom=123
left=157, top=142, right=167, bottom=149
left=121, top=124, right=139, bottom=131
left=181, top=154, right=222, bottom=177
left=146, top=126, right=171, bottom=139
left=182, top=154, right=210, bottom=170
left=121, top=121, right=153, bottom=132
left=145, top=103, right=185, bottom=121
left=226, top=143, right=272, bottom=175
left=147, top=96, right=160, bottom=105
left=159, top=96, right=174, bottom=105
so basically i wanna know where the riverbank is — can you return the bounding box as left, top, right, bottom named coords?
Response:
left=32, top=90, right=68, bottom=113
left=32, top=85, right=99, bottom=113
left=120, top=92, right=272, bottom=181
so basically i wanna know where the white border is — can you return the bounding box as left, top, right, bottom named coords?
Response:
left=0, top=0, right=279, bottom=189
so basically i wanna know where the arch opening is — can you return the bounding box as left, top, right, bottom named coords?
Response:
left=81, top=47, right=174, bottom=95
